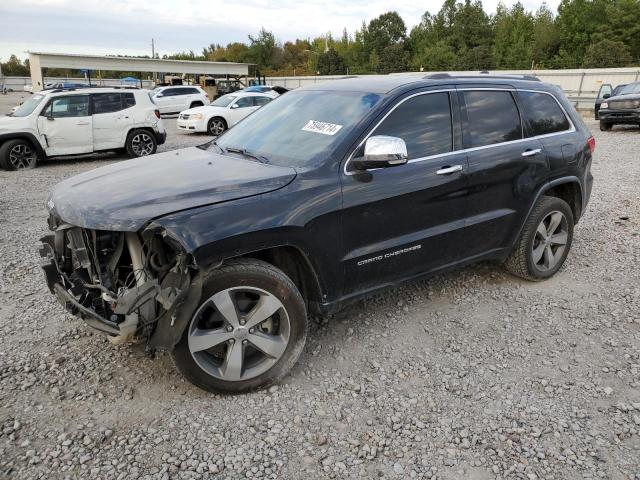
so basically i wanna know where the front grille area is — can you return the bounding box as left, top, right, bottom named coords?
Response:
left=609, top=99, right=640, bottom=110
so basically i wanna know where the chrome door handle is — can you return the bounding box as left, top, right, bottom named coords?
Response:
left=436, top=165, right=463, bottom=175
left=521, top=148, right=541, bottom=157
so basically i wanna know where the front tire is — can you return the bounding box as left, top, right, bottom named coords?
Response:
left=505, top=196, right=574, bottom=281
left=207, top=117, right=227, bottom=136
left=125, top=129, right=157, bottom=158
left=599, top=121, right=613, bottom=131
left=172, top=259, right=308, bottom=393
left=0, top=139, right=39, bottom=170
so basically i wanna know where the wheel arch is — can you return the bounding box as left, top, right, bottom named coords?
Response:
left=0, top=132, right=46, bottom=159
left=509, top=177, right=583, bottom=254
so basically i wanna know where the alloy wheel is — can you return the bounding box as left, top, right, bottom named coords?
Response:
left=532, top=210, right=568, bottom=271
left=209, top=119, right=225, bottom=136
left=188, top=287, right=290, bottom=381
left=131, top=133, right=155, bottom=156
left=8, top=143, right=37, bottom=169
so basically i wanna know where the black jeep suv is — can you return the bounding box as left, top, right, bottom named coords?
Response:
left=40, top=74, right=594, bottom=393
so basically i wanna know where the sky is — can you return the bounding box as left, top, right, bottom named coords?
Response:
left=0, top=0, right=561, bottom=62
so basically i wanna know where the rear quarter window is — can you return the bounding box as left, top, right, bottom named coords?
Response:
left=519, top=91, right=571, bottom=136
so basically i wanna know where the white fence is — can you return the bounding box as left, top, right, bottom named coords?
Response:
left=265, top=68, right=640, bottom=111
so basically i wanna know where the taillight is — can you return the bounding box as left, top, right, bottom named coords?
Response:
left=154, top=109, right=161, bottom=119
left=587, top=136, right=596, bottom=152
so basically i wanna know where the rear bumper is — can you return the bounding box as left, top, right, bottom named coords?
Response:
left=599, top=109, right=640, bottom=124
left=156, top=130, right=167, bottom=145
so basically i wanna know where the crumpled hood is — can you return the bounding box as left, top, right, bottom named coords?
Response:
left=48, top=147, right=297, bottom=231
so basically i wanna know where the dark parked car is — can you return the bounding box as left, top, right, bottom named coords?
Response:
left=40, top=74, right=594, bottom=393
left=598, top=81, right=640, bottom=131
left=595, top=83, right=626, bottom=119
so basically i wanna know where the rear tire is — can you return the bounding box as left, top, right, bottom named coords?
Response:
left=172, top=259, right=308, bottom=393
left=125, top=129, right=157, bottom=158
left=505, top=196, right=574, bottom=281
left=599, top=121, right=612, bottom=131
left=207, top=117, right=227, bottom=136
left=0, top=139, right=39, bottom=170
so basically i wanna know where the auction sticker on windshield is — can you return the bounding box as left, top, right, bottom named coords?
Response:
left=302, top=120, right=343, bottom=136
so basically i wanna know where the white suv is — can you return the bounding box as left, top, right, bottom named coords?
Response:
left=0, top=87, right=166, bottom=170
left=151, top=85, right=209, bottom=115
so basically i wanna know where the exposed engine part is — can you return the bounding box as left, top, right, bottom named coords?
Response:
left=40, top=222, right=192, bottom=347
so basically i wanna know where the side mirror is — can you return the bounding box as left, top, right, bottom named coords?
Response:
left=155, top=93, right=164, bottom=98
left=230, top=103, right=239, bottom=109
left=602, top=93, right=611, bottom=99
left=351, top=136, right=408, bottom=171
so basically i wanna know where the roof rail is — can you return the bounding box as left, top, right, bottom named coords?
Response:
left=424, top=72, right=540, bottom=82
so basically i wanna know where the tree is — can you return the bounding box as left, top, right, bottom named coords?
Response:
left=492, top=2, right=535, bottom=69
left=317, top=48, right=346, bottom=75
left=1, top=55, right=29, bottom=76
left=248, top=28, right=279, bottom=69
left=364, top=12, right=407, bottom=55
left=582, top=39, right=633, bottom=67
left=378, top=44, right=410, bottom=73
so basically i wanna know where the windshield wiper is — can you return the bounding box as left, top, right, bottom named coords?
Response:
left=225, top=146, right=269, bottom=164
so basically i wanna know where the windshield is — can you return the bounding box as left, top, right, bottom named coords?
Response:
left=213, top=90, right=382, bottom=168
left=618, top=83, right=640, bottom=95
left=12, top=94, right=46, bottom=117
left=211, top=95, right=237, bottom=107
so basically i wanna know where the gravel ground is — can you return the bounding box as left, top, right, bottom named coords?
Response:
left=0, top=90, right=639, bottom=480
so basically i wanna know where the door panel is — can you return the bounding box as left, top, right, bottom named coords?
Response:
left=37, top=95, right=92, bottom=155
left=340, top=90, right=469, bottom=295
left=459, top=88, right=548, bottom=255
left=341, top=154, right=469, bottom=293
left=92, top=93, right=132, bottom=150
left=464, top=139, right=547, bottom=255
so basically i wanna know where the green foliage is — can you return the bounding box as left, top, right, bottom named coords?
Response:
left=1, top=55, right=29, bottom=76
left=317, top=48, right=346, bottom=75
left=4, top=0, right=640, bottom=79
left=582, top=39, right=633, bottom=67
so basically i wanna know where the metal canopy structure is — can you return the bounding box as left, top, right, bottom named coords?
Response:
left=28, top=52, right=252, bottom=92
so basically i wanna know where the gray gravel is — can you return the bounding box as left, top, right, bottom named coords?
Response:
left=0, top=89, right=639, bottom=479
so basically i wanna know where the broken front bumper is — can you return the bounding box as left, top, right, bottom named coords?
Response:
left=39, top=235, right=121, bottom=336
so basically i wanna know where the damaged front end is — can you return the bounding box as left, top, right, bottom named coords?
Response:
left=40, top=217, right=201, bottom=349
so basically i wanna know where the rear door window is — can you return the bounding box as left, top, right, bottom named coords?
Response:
left=371, top=92, right=452, bottom=159
left=519, top=91, right=571, bottom=137
left=92, top=93, right=123, bottom=114
left=254, top=96, right=272, bottom=106
left=462, top=91, right=522, bottom=148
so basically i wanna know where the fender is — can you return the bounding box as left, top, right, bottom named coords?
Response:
left=510, top=176, right=584, bottom=250
left=0, top=132, right=47, bottom=158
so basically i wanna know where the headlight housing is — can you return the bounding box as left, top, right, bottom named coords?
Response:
left=191, top=113, right=204, bottom=120
left=601, top=102, right=608, bottom=109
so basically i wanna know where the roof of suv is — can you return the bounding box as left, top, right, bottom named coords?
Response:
left=301, top=74, right=548, bottom=95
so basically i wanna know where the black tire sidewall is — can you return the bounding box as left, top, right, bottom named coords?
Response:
left=0, top=139, right=39, bottom=170
left=172, top=261, right=307, bottom=393
left=126, top=129, right=157, bottom=158
left=599, top=121, right=612, bottom=131
left=524, top=198, right=574, bottom=279
left=207, top=117, right=226, bottom=136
